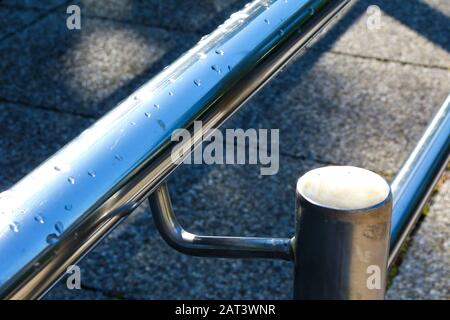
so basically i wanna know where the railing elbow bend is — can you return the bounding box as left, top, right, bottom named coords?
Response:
left=148, top=182, right=294, bottom=261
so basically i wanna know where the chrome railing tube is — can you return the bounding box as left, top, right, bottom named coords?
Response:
left=149, top=182, right=293, bottom=260
left=389, top=94, right=450, bottom=266
left=0, top=0, right=352, bottom=299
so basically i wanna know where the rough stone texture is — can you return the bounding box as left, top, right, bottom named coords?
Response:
left=0, top=0, right=448, bottom=300
left=225, top=51, right=449, bottom=175
left=0, top=7, right=40, bottom=39
left=0, top=13, right=198, bottom=118
left=0, top=0, right=69, bottom=10
left=71, top=0, right=249, bottom=34
left=387, top=174, right=450, bottom=300
left=316, top=0, right=450, bottom=69
left=44, top=282, right=113, bottom=300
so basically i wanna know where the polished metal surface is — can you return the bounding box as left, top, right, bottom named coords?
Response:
left=389, top=94, right=450, bottom=266
left=0, top=0, right=352, bottom=299
left=149, top=182, right=293, bottom=260
left=293, top=179, right=392, bottom=300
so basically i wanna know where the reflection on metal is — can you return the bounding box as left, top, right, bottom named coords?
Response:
left=0, top=0, right=352, bottom=299
left=389, top=94, right=450, bottom=266
left=149, top=182, right=293, bottom=260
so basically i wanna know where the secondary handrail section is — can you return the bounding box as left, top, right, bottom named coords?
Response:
left=0, top=0, right=353, bottom=299
left=389, top=94, right=450, bottom=265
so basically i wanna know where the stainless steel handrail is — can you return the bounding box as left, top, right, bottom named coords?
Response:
left=149, top=182, right=293, bottom=260
left=0, top=0, right=353, bottom=299
left=389, top=94, right=450, bottom=266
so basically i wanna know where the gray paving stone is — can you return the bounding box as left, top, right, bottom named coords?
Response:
left=387, top=174, right=450, bottom=300
left=314, top=0, right=450, bottom=69
left=0, top=102, right=93, bottom=190
left=0, top=7, right=40, bottom=39
left=72, top=0, right=249, bottom=34
left=0, top=0, right=68, bottom=10
left=225, top=51, right=450, bottom=176
left=0, top=13, right=198, bottom=117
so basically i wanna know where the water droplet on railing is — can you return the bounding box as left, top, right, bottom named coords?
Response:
left=9, top=222, right=19, bottom=233
left=55, top=222, right=64, bottom=235
left=154, top=104, right=160, bottom=109
left=279, top=29, right=285, bottom=36
left=46, top=234, right=59, bottom=244
left=215, top=49, right=224, bottom=55
left=130, top=121, right=136, bottom=126
left=54, top=166, right=61, bottom=171
left=115, top=154, right=123, bottom=161
left=168, top=91, right=174, bottom=96
left=145, top=112, right=152, bottom=118
left=194, top=80, right=201, bottom=87
left=65, top=204, right=72, bottom=211
left=228, top=65, right=232, bottom=71
left=67, top=176, right=75, bottom=184
left=34, top=215, right=45, bottom=224
left=88, top=170, right=96, bottom=178
left=157, top=120, right=166, bottom=130
left=211, top=65, right=221, bottom=73
left=264, top=18, right=270, bottom=24
left=197, top=52, right=207, bottom=59
left=308, top=7, right=315, bottom=15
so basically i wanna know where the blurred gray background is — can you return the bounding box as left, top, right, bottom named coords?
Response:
left=0, top=0, right=448, bottom=299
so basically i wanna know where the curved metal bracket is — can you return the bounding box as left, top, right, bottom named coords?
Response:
left=148, top=182, right=294, bottom=261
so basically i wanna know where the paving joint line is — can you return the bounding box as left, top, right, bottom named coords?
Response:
left=0, top=3, right=51, bottom=12
left=0, top=0, right=73, bottom=42
left=326, top=49, right=449, bottom=71
left=0, top=96, right=97, bottom=120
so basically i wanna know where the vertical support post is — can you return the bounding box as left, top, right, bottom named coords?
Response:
left=293, top=166, right=392, bottom=299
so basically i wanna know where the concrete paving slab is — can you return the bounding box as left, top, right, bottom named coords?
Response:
left=0, top=13, right=198, bottom=117
left=225, top=50, right=450, bottom=176
left=314, top=0, right=450, bottom=69
left=71, top=0, right=249, bottom=34
left=387, top=173, right=450, bottom=300
left=0, top=6, right=40, bottom=39
left=44, top=281, right=114, bottom=300
left=0, top=0, right=68, bottom=10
